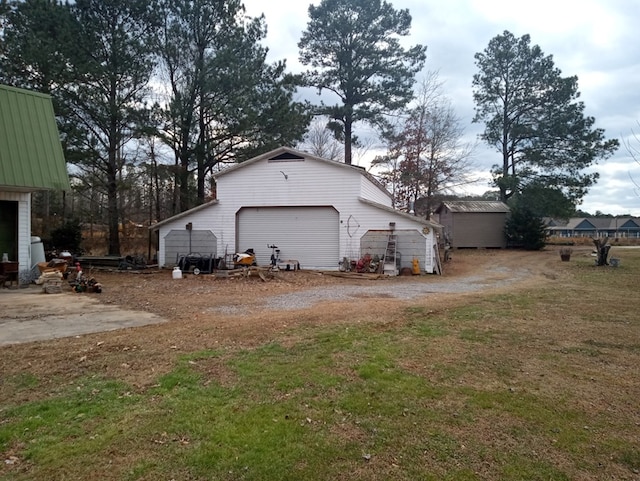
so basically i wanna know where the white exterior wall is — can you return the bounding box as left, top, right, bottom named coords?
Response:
left=156, top=154, right=437, bottom=269
left=346, top=201, right=435, bottom=264
left=0, top=191, right=31, bottom=280
left=157, top=205, right=223, bottom=268
left=359, top=175, right=392, bottom=207
left=212, top=158, right=365, bottom=267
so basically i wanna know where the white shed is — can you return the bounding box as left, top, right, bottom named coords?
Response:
left=151, top=147, right=441, bottom=273
left=0, top=85, right=70, bottom=283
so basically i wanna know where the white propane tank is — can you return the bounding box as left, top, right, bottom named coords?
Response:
left=172, top=266, right=182, bottom=279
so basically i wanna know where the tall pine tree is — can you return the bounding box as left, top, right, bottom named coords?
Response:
left=156, top=0, right=309, bottom=211
left=473, top=30, right=618, bottom=210
left=298, top=0, right=426, bottom=165
left=64, top=0, right=159, bottom=255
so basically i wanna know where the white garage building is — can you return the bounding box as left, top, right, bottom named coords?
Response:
left=151, top=147, right=441, bottom=273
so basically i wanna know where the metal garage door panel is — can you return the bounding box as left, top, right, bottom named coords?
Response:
left=237, top=207, right=338, bottom=269
left=164, top=229, right=216, bottom=267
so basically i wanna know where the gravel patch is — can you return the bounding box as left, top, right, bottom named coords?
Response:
left=211, top=265, right=531, bottom=315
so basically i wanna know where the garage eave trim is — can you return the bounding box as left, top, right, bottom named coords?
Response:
left=149, top=199, right=219, bottom=231
left=358, top=197, right=443, bottom=229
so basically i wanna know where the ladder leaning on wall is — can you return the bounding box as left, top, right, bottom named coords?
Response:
left=382, top=232, right=398, bottom=276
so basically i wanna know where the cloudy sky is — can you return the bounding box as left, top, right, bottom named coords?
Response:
left=243, top=0, right=640, bottom=216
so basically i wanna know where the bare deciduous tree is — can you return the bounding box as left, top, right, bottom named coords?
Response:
left=623, top=122, right=640, bottom=197
left=374, top=72, right=477, bottom=216
left=298, top=118, right=343, bottom=161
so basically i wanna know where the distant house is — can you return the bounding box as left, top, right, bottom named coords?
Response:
left=434, top=200, right=510, bottom=249
left=151, top=146, right=443, bottom=273
left=545, top=217, right=640, bottom=238
left=0, top=84, right=70, bottom=282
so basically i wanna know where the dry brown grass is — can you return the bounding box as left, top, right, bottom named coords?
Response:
left=1, top=247, right=638, bottom=480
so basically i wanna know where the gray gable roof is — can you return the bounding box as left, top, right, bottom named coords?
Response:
left=436, top=200, right=510, bottom=214
left=545, top=217, right=640, bottom=231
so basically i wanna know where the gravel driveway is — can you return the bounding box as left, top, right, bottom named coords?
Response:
left=210, top=264, right=532, bottom=314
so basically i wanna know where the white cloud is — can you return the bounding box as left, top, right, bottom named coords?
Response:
left=242, top=0, right=640, bottom=215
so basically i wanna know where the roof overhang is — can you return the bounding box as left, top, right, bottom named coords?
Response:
left=0, top=84, right=70, bottom=191
left=149, top=199, right=219, bottom=231
left=358, top=197, right=443, bottom=231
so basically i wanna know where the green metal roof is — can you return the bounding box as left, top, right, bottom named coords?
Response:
left=0, top=84, right=70, bottom=191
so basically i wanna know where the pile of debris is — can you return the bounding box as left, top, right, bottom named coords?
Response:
left=35, top=260, right=103, bottom=294
left=68, top=262, right=102, bottom=293
left=35, top=270, right=64, bottom=294
left=35, top=259, right=70, bottom=293
left=69, top=275, right=102, bottom=293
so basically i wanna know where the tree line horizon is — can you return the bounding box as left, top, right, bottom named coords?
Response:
left=0, top=0, right=619, bottom=255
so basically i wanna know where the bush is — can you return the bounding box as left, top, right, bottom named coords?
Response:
left=49, top=219, right=84, bottom=254
left=505, top=206, right=546, bottom=250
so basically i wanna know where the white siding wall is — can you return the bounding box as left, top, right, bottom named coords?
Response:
left=344, top=201, right=435, bottom=267
left=158, top=206, right=224, bottom=268
left=157, top=155, right=437, bottom=270
left=212, top=158, right=363, bottom=267
left=0, top=191, right=31, bottom=280
left=359, top=175, right=392, bottom=207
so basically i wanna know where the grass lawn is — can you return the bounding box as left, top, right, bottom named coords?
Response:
left=1, top=249, right=639, bottom=480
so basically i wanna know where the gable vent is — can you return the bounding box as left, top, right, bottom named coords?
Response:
left=268, top=152, right=305, bottom=161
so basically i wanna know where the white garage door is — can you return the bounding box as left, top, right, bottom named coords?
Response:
left=237, top=206, right=339, bottom=270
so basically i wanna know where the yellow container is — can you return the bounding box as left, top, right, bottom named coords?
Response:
left=412, top=258, right=420, bottom=275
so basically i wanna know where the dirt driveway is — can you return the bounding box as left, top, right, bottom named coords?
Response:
left=0, top=248, right=572, bottom=389
left=1, top=249, right=564, bottom=346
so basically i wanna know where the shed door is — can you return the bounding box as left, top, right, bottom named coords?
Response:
left=237, top=206, right=339, bottom=269
left=164, top=229, right=217, bottom=266
left=0, top=201, right=18, bottom=261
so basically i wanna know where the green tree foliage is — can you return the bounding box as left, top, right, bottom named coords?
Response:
left=62, top=0, right=159, bottom=256
left=518, top=182, right=575, bottom=219
left=157, top=0, right=309, bottom=211
left=472, top=31, right=619, bottom=209
left=2, top=0, right=160, bottom=256
left=0, top=1, right=91, bottom=169
left=298, top=0, right=426, bottom=165
left=0, top=0, right=75, bottom=92
left=504, top=182, right=573, bottom=251
left=504, top=202, right=547, bottom=250
left=49, top=218, right=83, bottom=254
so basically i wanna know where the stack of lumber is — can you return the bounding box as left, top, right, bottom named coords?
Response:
left=215, top=266, right=274, bottom=281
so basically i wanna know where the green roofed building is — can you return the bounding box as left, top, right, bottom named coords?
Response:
left=0, top=84, right=70, bottom=282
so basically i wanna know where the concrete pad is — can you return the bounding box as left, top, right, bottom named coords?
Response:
left=0, top=285, right=166, bottom=345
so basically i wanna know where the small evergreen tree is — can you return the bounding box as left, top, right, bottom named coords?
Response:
left=49, top=219, right=83, bottom=254
left=505, top=204, right=546, bottom=250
